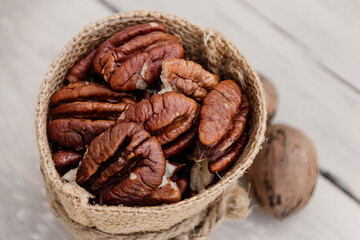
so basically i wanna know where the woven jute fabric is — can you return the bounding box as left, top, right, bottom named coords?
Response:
left=45, top=180, right=251, bottom=240
left=35, top=10, right=267, bottom=237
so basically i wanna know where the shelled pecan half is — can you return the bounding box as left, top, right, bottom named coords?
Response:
left=76, top=121, right=182, bottom=206
left=160, top=59, right=219, bottom=101
left=194, top=80, right=250, bottom=173
left=122, top=92, right=200, bottom=154
left=93, top=22, right=184, bottom=91
left=47, top=81, right=136, bottom=150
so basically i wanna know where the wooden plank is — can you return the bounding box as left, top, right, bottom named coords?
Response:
left=239, top=0, right=360, bottom=92
left=0, top=0, right=359, bottom=239
left=211, top=178, right=360, bottom=240
left=105, top=0, right=360, bottom=198
left=0, top=0, right=111, bottom=239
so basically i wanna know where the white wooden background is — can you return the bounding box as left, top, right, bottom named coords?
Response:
left=0, top=0, right=359, bottom=239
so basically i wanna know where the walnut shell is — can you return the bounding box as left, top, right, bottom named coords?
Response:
left=259, top=74, right=278, bottom=123
left=246, top=124, right=318, bottom=219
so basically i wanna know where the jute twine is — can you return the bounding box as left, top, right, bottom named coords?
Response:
left=45, top=179, right=251, bottom=240
left=35, top=10, right=267, bottom=238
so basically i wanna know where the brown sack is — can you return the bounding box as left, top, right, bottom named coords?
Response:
left=36, top=10, right=266, bottom=238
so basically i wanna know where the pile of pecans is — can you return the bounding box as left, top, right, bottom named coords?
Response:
left=47, top=22, right=251, bottom=206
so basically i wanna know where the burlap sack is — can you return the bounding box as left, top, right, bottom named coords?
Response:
left=35, top=10, right=266, bottom=238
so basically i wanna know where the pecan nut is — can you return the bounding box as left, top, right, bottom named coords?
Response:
left=162, top=127, right=198, bottom=158
left=47, top=81, right=136, bottom=149
left=47, top=119, right=115, bottom=150
left=195, top=80, right=250, bottom=173
left=93, top=22, right=167, bottom=74
left=50, top=81, right=135, bottom=106
left=53, top=150, right=82, bottom=168
left=123, top=92, right=200, bottom=146
left=75, top=122, right=168, bottom=206
left=199, top=80, right=243, bottom=146
left=65, top=49, right=97, bottom=82
left=93, top=22, right=184, bottom=91
left=208, top=133, right=249, bottom=173
left=144, top=176, right=181, bottom=205
left=160, top=59, right=220, bottom=101
left=171, top=175, right=188, bottom=196
left=50, top=100, right=134, bottom=120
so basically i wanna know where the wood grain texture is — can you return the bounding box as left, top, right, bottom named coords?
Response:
left=212, top=178, right=360, bottom=240
left=0, top=0, right=359, bottom=239
left=242, top=0, right=360, bottom=92
left=0, top=0, right=109, bottom=239
left=105, top=0, right=360, bottom=198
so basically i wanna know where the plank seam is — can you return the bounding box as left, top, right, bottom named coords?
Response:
left=97, top=0, right=119, bottom=14
left=320, top=169, right=360, bottom=205
left=239, top=0, right=360, bottom=95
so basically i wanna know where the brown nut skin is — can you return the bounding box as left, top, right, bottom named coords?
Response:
left=76, top=122, right=153, bottom=185
left=208, top=133, right=248, bottom=173
left=195, top=94, right=249, bottom=159
left=49, top=81, right=136, bottom=120
left=50, top=98, right=135, bottom=120
left=246, top=124, right=318, bottom=219
left=99, top=136, right=166, bottom=206
left=259, top=73, right=278, bottom=123
left=109, top=42, right=184, bottom=91
left=50, top=81, right=136, bottom=106
left=47, top=119, right=115, bottom=150
left=65, top=49, right=97, bottom=82
left=123, top=92, right=200, bottom=146
left=199, top=80, right=242, bottom=146
left=93, top=22, right=167, bottom=75
left=171, top=175, right=188, bottom=196
left=93, top=22, right=183, bottom=91
left=160, top=59, right=220, bottom=101
left=142, top=177, right=182, bottom=205
left=53, top=150, right=82, bottom=168
left=100, top=31, right=181, bottom=82
left=195, top=88, right=250, bottom=173
left=162, top=127, right=198, bottom=158
left=47, top=82, right=135, bottom=150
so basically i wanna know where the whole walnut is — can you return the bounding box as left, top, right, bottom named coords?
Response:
left=246, top=124, right=318, bottom=219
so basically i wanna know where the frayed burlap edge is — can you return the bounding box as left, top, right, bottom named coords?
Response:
left=35, top=10, right=267, bottom=235
left=46, top=181, right=250, bottom=240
